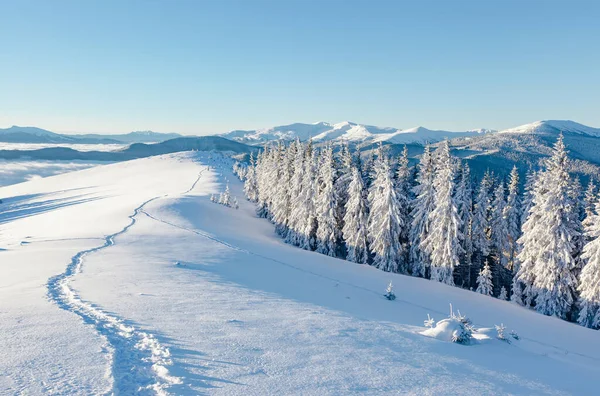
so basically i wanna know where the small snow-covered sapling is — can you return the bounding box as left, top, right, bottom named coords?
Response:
left=384, top=281, right=396, bottom=300
left=424, top=314, right=435, bottom=328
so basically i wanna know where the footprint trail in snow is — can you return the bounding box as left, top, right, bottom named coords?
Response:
left=46, top=169, right=206, bottom=395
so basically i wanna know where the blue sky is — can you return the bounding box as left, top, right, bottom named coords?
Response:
left=1, top=0, right=599, bottom=135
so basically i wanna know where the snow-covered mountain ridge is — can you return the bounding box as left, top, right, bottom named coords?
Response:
left=220, top=119, right=600, bottom=146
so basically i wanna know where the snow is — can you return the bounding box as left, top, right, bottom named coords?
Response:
left=221, top=121, right=494, bottom=145
left=500, top=120, right=600, bottom=137
left=2, top=152, right=600, bottom=394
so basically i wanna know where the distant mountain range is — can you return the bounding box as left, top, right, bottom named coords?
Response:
left=0, top=126, right=181, bottom=144
left=220, top=121, right=495, bottom=145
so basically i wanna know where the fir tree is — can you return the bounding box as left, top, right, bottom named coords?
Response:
left=367, top=150, right=404, bottom=272
left=476, top=261, right=493, bottom=296
left=395, top=145, right=412, bottom=272
left=471, top=171, right=493, bottom=283
left=454, top=163, right=473, bottom=287
left=499, top=286, right=508, bottom=301
left=342, top=167, right=370, bottom=264
left=504, top=166, right=521, bottom=272
left=243, top=152, right=259, bottom=202
left=421, top=141, right=463, bottom=285
left=315, top=146, right=340, bottom=256
left=515, top=135, right=582, bottom=319
left=409, top=144, right=436, bottom=277
left=578, top=199, right=600, bottom=329
left=582, top=180, right=597, bottom=242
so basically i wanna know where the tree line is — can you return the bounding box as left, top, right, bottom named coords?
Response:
left=233, top=135, right=600, bottom=329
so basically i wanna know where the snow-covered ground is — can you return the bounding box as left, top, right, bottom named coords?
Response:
left=1, top=152, right=599, bottom=395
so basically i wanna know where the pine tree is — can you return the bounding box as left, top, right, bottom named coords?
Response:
left=409, top=144, right=436, bottom=277
left=454, top=163, right=473, bottom=287
left=272, top=142, right=296, bottom=237
left=520, top=168, right=537, bottom=226
left=491, top=182, right=510, bottom=267
left=582, top=180, right=597, bottom=241
left=421, top=141, right=463, bottom=285
left=504, top=166, right=521, bottom=272
left=515, top=135, right=582, bottom=319
left=476, top=261, right=493, bottom=296
left=471, top=171, right=493, bottom=284
left=294, top=142, right=318, bottom=250
left=367, top=150, right=404, bottom=272
left=342, top=167, right=370, bottom=264
left=499, top=286, right=508, bottom=301
left=578, top=200, right=600, bottom=329
left=243, top=152, right=259, bottom=202
left=395, top=145, right=411, bottom=272
left=285, top=141, right=307, bottom=246
left=315, top=146, right=340, bottom=256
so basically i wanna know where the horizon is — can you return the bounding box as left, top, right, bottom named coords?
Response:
left=1, top=0, right=599, bottom=135
left=1, top=118, right=599, bottom=137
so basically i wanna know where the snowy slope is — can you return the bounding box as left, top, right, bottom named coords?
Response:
left=1, top=153, right=600, bottom=394
left=499, top=120, right=600, bottom=137
left=220, top=121, right=493, bottom=145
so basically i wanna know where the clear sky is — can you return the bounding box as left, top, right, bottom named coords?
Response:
left=1, top=0, right=599, bottom=135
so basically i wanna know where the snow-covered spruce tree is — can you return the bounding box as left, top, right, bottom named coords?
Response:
left=243, top=152, right=259, bottom=202
left=582, top=180, right=597, bottom=242
left=409, top=144, right=436, bottom=277
left=271, top=141, right=297, bottom=237
left=315, top=145, right=341, bottom=257
left=515, top=135, right=582, bottom=319
left=342, top=167, right=370, bottom=264
left=499, top=286, right=508, bottom=301
left=454, top=163, right=473, bottom=287
left=520, top=168, right=537, bottom=227
left=476, top=261, right=493, bottom=296
left=255, top=146, right=272, bottom=218
left=421, top=140, right=463, bottom=285
left=471, top=171, right=493, bottom=286
left=219, top=184, right=232, bottom=207
left=571, top=176, right=584, bottom=221
left=394, top=145, right=412, bottom=272
left=335, top=142, right=354, bottom=227
left=490, top=181, right=510, bottom=293
left=504, top=166, right=521, bottom=272
left=578, top=199, right=600, bottom=329
left=285, top=140, right=307, bottom=246
left=296, top=141, right=318, bottom=251
left=367, top=147, right=404, bottom=272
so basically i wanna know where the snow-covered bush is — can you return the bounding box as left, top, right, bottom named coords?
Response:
left=495, top=323, right=507, bottom=342
left=384, top=281, right=396, bottom=300
left=421, top=305, right=474, bottom=345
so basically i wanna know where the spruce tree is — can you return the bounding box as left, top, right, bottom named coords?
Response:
left=454, top=163, right=473, bottom=287
left=515, top=135, right=582, bottom=319
left=421, top=141, right=463, bottom=285
left=409, top=144, right=436, bottom=277
left=367, top=150, right=404, bottom=272
left=578, top=200, right=600, bottom=329
left=243, top=152, right=259, bottom=202
left=504, top=166, right=521, bottom=272
left=476, top=261, right=493, bottom=296
left=342, top=167, right=370, bottom=264
left=471, top=171, right=492, bottom=284
left=395, top=145, right=412, bottom=272
left=315, top=146, right=340, bottom=256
